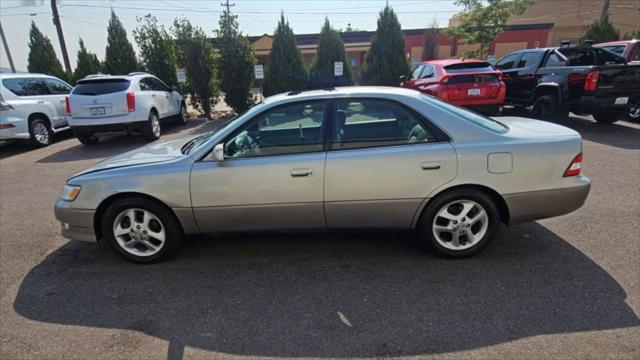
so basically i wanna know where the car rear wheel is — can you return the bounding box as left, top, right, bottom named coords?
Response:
left=418, top=189, right=500, bottom=258
left=73, top=129, right=99, bottom=145
left=28, top=118, right=53, bottom=147
left=592, top=112, right=621, bottom=124
left=143, top=110, right=161, bottom=140
left=102, top=197, right=182, bottom=263
left=532, top=95, right=568, bottom=121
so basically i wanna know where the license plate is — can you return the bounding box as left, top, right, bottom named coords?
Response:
left=615, top=97, right=629, bottom=105
left=90, top=107, right=105, bottom=116
left=467, top=88, right=481, bottom=96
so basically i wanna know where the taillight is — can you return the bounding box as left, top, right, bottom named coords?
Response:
left=0, top=123, right=15, bottom=129
left=440, top=75, right=452, bottom=84
left=65, top=96, right=71, bottom=115
left=0, top=100, right=14, bottom=112
left=563, top=153, right=583, bottom=177
left=126, top=92, right=135, bottom=112
left=584, top=71, right=599, bottom=91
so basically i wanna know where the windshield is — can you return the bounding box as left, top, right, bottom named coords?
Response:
left=420, top=94, right=508, bottom=133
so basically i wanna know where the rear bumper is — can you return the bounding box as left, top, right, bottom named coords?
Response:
left=0, top=114, right=29, bottom=140
left=70, top=121, right=148, bottom=134
left=54, top=199, right=97, bottom=242
left=573, top=95, right=639, bottom=114
left=504, top=175, right=591, bottom=225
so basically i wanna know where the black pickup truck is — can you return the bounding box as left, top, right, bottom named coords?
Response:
left=494, top=46, right=640, bottom=123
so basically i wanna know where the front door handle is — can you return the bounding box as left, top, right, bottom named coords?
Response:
left=290, top=168, right=313, bottom=177
left=421, top=162, right=441, bottom=170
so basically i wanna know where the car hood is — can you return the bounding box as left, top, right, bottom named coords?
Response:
left=70, top=136, right=195, bottom=179
left=496, top=116, right=580, bottom=138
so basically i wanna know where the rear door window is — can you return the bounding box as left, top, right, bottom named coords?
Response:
left=149, top=78, right=170, bottom=91
left=2, top=78, right=51, bottom=96
left=517, top=52, right=543, bottom=68
left=494, top=53, right=520, bottom=70
left=72, top=79, right=131, bottom=95
left=409, top=65, right=425, bottom=80
left=420, top=65, right=435, bottom=79
left=46, top=78, right=72, bottom=94
left=543, top=52, right=566, bottom=67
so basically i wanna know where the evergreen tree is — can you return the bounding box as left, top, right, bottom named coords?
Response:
left=263, top=13, right=307, bottom=96
left=27, top=22, right=65, bottom=79
left=104, top=10, right=138, bottom=75
left=623, top=29, right=640, bottom=40
left=173, top=17, right=218, bottom=119
left=309, top=18, right=352, bottom=88
left=361, top=4, right=409, bottom=86
left=422, top=18, right=439, bottom=61
left=215, top=5, right=256, bottom=114
left=134, top=15, right=177, bottom=86
left=73, top=38, right=101, bottom=81
left=580, top=14, right=620, bottom=44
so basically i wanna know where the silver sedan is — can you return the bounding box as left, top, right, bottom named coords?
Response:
left=55, top=87, right=590, bottom=262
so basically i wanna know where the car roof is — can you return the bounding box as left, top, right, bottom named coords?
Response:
left=422, top=58, right=487, bottom=66
left=263, top=86, right=423, bottom=105
left=0, top=73, right=61, bottom=80
left=595, top=40, right=638, bottom=46
left=77, top=72, right=152, bottom=82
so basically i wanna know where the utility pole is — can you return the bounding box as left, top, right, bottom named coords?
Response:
left=221, top=0, right=234, bottom=13
left=50, top=0, right=72, bottom=76
left=0, top=22, right=16, bottom=73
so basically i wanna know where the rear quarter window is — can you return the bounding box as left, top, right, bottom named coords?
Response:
left=72, top=79, right=131, bottom=95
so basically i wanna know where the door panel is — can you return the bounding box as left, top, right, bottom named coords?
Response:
left=190, top=153, right=327, bottom=232
left=324, top=143, right=457, bottom=228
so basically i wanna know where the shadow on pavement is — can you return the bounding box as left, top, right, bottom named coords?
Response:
left=501, top=107, right=640, bottom=150
left=14, top=223, right=639, bottom=359
left=35, top=119, right=217, bottom=163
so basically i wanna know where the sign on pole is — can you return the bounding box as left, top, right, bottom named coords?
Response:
left=176, top=68, right=186, bottom=83
left=254, top=65, right=264, bottom=79
left=334, top=61, right=343, bottom=77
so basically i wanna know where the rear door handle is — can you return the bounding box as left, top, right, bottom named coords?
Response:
left=421, top=162, right=441, bottom=170
left=37, top=100, right=45, bottom=104
left=290, top=168, right=313, bottom=177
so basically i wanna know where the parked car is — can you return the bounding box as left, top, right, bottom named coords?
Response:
left=494, top=46, right=640, bottom=123
left=594, top=39, right=639, bottom=63
left=0, top=73, right=72, bottom=147
left=66, top=72, right=187, bottom=145
left=594, top=40, right=640, bottom=121
left=55, top=87, right=590, bottom=263
left=401, top=59, right=506, bottom=115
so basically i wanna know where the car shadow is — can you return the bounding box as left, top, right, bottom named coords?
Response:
left=35, top=119, right=218, bottom=163
left=13, top=223, right=639, bottom=359
left=500, top=107, right=640, bottom=150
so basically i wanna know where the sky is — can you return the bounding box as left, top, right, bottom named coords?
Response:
left=0, top=0, right=463, bottom=72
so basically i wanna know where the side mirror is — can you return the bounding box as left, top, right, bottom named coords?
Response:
left=399, top=75, right=407, bottom=82
left=213, top=143, right=225, bottom=162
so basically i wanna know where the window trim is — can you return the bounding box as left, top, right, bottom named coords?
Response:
left=326, top=97, right=450, bottom=152
left=219, top=99, right=331, bottom=161
left=44, top=77, right=72, bottom=95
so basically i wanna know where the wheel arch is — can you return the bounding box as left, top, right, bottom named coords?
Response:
left=412, top=184, right=510, bottom=229
left=28, top=112, right=51, bottom=127
left=532, top=84, right=562, bottom=103
left=93, top=192, right=184, bottom=241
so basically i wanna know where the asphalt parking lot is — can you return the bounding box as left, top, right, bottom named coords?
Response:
left=0, top=113, right=639, bottom=360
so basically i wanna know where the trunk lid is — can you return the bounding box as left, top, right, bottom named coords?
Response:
left=496, top=116, right=580, bottom=139
left=69, top=78, right=131, bottom=119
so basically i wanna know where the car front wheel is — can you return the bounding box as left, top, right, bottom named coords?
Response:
left=102, top=197, right=183, bottom=263
left=175, top=103, right=188, bottom=125
left=418, top=189, right=500, bottom=258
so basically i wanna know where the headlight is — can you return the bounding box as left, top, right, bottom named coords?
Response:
left=60, top=184, right=81, bottom=201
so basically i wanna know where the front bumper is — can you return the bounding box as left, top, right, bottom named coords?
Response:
left=54, top=199, right=97, bottom=242
left=504, top=175, right=591, bottom=225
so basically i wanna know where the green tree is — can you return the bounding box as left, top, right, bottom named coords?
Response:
left=623, top=29, right=640, bottom=40
left=445, top=0, right=533, bottom=59
left=173, top=17, right=218, bottom=119
left=27, top=21, right=65, bottom=79
left=73, top=39, right=102, bottom=81
left=215, top=5, right=256, bottom=114
left=134, top=15, right=177, bottom=86
left=580, top=14, right=620, bottom=44
left=422, top=18, right=440, bottom=61
left=361, top=4, right=409, bottom=86
left=309, top=18, right=352, bottom=88
left=104, top=10, right=138, bottom=75
left=263, top=13, right=307, bottom=96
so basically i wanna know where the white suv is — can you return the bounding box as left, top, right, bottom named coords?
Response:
left=67, top=72, right=186, bottom=145
left=0, top=73, right=73, bottom=147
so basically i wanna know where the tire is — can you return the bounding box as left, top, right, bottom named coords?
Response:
left=627, top=101, right=639, bottom=122
left=28, top=117, right=53, bottom=147
left=417, top=189, right=501, bottom=258
left=532, top=94, right=568, bottom=121
left=143, top=110, right=161, bottom=140
left=73, top=129, right=99, bottom=145
left=592, top=112, right=620, bottom=124
left=175, top=102, right=188, bottom=125
left=102, top=197, right=183, bottom=263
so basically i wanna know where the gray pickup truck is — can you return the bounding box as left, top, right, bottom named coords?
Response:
left=494, top=46, right=640, bottom=123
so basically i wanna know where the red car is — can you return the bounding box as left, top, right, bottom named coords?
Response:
left=594, top=39, right=639, bottom=63
left=401, top=59, right=506, bottom=115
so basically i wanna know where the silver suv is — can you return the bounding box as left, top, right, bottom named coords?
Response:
left=67, top=72, right=186, bottom=145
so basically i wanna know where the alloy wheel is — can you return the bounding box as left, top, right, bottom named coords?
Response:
left=151, top=114, right=161, bottom=137
left=432, top=200, right=489, bottom=251
left=112, top=208, right=166, bottom=257
left=33, top=122, right=49, bottom=145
